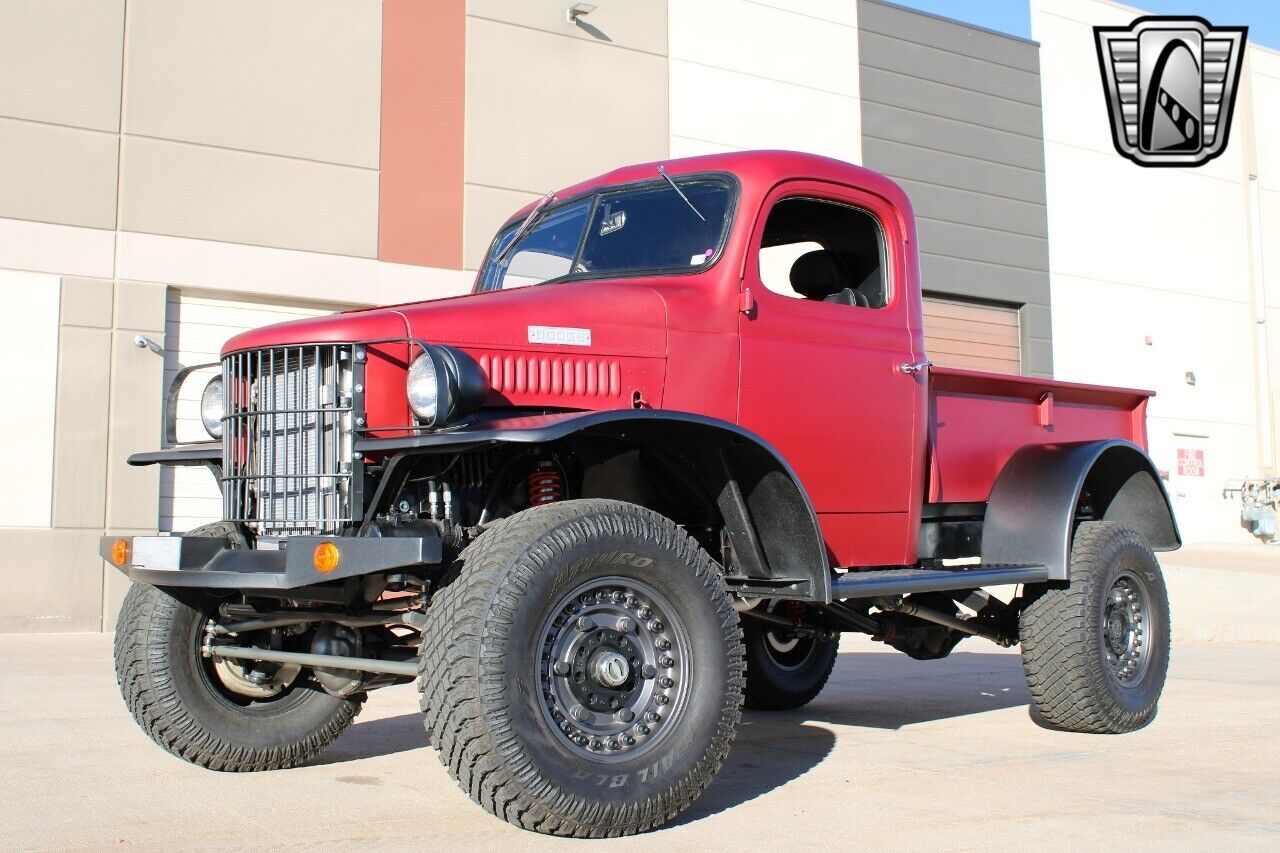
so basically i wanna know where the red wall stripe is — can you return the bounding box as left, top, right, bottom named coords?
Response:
left=378, top=0, right=465, bottom=269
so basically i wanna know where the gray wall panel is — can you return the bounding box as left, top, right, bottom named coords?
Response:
left=859, top=32, right=1041, bottom=105
left=858, top=0, right=1040, bottom=72
left=860, top=67, right=1043, bottom=138
left=861, top=138, right=1046, bottom=204
left=895, top=179, right=1047, bottom=238
left=860, top=102, right=1046, bottom=171
left=859, top=0, right=1052, bottom=376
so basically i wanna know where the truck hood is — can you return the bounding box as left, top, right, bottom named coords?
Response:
left=222, top=280, right=668, bottom=359
left=221, top=281, right=670, bottom=414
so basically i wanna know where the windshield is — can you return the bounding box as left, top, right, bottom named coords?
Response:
left=477, top=177, right=735, bottom=292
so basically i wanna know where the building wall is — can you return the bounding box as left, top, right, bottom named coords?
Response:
left=464, top=1, right=671, bottom=269
left=859, top=0, right=1053, bottom=378
left=1032, top=0, right=1278, bottom=543
left=667, top=0, right=863, bottom=163
left=0, top=0, right=472, bottom=633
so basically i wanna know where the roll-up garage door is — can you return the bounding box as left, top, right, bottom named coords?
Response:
left=159, top=290, right=344, bottom=533
left=922, top=295, right=1022, bottom=374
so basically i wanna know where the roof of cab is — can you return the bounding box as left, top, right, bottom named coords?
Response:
left=502, top=149, right=912, bottom=226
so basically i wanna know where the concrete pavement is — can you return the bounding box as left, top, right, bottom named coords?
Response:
left=1, top=631, right=1276, bottom=851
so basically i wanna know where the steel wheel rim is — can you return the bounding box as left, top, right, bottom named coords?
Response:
left=536, top=576, right=692, bottom=764
left=1102, top=571, right=1153, bottom=687
left=761, top=601, right=819, bottom=671
left=195, top=616, right=303, bottom=709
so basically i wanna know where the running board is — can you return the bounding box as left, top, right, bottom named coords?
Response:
left=829, top=564, right=1049, bottom=600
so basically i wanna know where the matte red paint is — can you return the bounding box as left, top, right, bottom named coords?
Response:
left=224, top=151, right=1152, bottom=569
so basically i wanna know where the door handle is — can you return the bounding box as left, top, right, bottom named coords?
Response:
left=899, top=360, right=932, bottom=376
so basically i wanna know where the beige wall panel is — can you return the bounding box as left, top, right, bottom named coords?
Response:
left=468, top=0, right=667, bottom=55
left=0, top=0, right=124, bottom=132
left=0, top=529, right=104, bottom=632
left=120, top=136, right=378, bottom=257
left=125, top=0, right=382, bottom=167
left=51, top=327, right=112, bottom=529
left=464, top=183, right=540, bottom=270
left=105, top=282, right=166, bottom=532
left=466, top=18, right=668, bottom=196
left=60, top=276, right=114, bottom=329
left=0, top=118, right=118, bottom=229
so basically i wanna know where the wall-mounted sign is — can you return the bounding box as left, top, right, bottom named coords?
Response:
left=1177, top=448, right=1205, bottom=477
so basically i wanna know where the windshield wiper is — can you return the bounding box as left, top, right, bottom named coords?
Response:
left=657, top=164, right=706, bottom=222
left=495, top=190, right=557, bottom=265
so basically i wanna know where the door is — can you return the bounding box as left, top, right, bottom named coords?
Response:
left=738, top=182, right=927, bottom=567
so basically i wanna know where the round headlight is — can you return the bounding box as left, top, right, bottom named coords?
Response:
left=407, top=352, right=440, bottom=424
left=406, top=346, right=488, bottom=429
left=200, top=376, right=225, bottom=439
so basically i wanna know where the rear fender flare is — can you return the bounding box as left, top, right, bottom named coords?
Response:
left=981, top=439, right=1181, bottom=580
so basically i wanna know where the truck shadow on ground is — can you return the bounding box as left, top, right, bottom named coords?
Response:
left=673, top=650, right=1031, bottom=825
left=317, top=649, right=1032, bottom=823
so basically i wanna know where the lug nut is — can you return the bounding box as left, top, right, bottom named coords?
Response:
left=638, top=607, right=652, bottom=619
left=608, top=739, right=620, bottom=750
left=656, top=638, right=671, bottom=650
left=624, top=735, right=636, bottom=745
left=590, top=739, right=603, bottom=750
left=571, top=705, right=590, bottom=722
left=659, top=676, right=674, bottom=688
left=659, top=655, right=674, bottom=668
left=615, top=617, right=636, bottom=634
left=645, top=711, right=661, bottom=723
left=656, top=694, right=670, bottom=705
left=576, top=616, right=594, bottom=631
left=638, top=725, right=651, bottom=736
left=647, top=619, right=664, bottom=633
left=616, top=708, right=635, bottom=722
left=553, top=661, right=570, bottom=676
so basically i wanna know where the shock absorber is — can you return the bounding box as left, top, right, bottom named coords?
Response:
left=527, top=462, right=564, bottom=506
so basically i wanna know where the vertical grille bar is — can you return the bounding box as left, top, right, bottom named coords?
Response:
left=220, top=343, right=354, bottom=536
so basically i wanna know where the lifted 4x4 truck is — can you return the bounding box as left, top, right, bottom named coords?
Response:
left=105, top=151, right=1179, bottom=837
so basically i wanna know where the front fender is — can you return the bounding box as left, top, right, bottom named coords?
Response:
left=981, top=439, right=1181, bottom=581
left=359, top=410, right=832, bottom=602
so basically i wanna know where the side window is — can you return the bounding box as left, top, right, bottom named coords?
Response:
left=757, top=197, right=889, bottom=309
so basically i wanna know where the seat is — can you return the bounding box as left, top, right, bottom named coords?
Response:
left=789, top=250, right=869, bottom=308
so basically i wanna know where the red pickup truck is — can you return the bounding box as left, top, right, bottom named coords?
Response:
left=105, top=151, right=1179, bottom=837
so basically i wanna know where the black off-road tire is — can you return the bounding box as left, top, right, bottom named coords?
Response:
left=742, top=610, right=838, bottom=711
left=1020, top=522, right=1171, bottom=734
left=418, top=499, right=745, bottom=838
left=114, top=582, right=363, bottom=771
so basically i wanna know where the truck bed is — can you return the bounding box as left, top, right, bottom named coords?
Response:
left=927, top=366, right=1152, bottom=504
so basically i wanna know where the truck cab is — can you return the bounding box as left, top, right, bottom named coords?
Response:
left=103, top=151, right=1179, bottom=838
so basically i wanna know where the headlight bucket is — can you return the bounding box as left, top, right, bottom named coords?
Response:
left=200, top=376, right=225, bottom=439
left=407, top=345, right=487, bottom=429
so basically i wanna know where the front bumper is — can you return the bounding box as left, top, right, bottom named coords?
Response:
left=100, top=532, right=442, bottom=590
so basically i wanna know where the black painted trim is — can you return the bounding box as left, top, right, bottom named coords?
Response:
left=981, top=439, right=1181, bottom=581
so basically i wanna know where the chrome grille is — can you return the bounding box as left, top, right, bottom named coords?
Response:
left=221, top=344, right=355, bottom=536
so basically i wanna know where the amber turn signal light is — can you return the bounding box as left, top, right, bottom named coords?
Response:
left=313, top=542, right=340, bottom=573
left=110, top=538, right=130, bottom=567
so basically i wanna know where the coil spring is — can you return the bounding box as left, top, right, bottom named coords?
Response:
left=527, top=464, right=564, bottom=506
